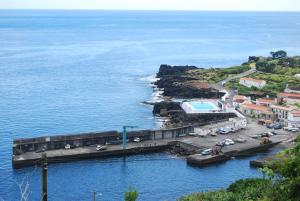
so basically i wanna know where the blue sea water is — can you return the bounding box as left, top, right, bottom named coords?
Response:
left=0, top=10, right=300, bottom=201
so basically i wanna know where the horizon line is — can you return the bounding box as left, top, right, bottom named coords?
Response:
left=1, top=8, right=300, bottom=12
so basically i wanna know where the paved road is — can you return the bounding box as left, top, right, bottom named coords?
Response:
left=212, top=68, right=256, bottom=106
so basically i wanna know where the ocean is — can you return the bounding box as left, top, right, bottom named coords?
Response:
left=0, top=10, right=300, bottom=200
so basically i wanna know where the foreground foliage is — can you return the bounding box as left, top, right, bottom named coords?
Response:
left=124, top=187, right=139, bottom=201
left=178, top=136, right=300, bottom=201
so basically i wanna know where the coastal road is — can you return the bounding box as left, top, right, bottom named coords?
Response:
left=212, top=68, right=256, bottom=106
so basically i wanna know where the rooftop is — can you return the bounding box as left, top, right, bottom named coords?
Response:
left=256, top=98, right=276, bottom=104
left=240, top=77, right=265, bottom=84
left=270, top=105, right=297, bottom=111
left=233, top=95, right=248, bottom=101
left=242, top=103, right=270, bottom=112
left=278, top=92, right=300, bottom=99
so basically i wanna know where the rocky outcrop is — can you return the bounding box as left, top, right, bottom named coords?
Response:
left=153, top=101, right=182, bottom=116
left=155, top=64, right=225, bottom=99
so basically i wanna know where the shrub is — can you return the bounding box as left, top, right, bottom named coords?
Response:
left=124, top=187, right=138, bottom=201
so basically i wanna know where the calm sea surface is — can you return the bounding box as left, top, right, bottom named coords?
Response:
left=0, top=10, right=300, bottom=201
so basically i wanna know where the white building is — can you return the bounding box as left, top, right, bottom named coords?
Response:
left=278, top=92, right=300, bottom=105
left=233, top=95, right=250, bottom=108
left=287, top=110, right=300, bottom=128
left=239, top=77, right=266, bottom=89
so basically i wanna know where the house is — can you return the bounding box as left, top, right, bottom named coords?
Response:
left=239, top=77, right=266, bottom=89
left=240, top=103, right=273, bottom=120
left=287, top=110, right=300, bottom=128
left=256, top=98, right=276, bottom=107
left=270, top=105, right=297, bottom=121
left=278, top=92, right=300, bottom=104
left=284, top=85, right=300, bottom=94
left=233, top=95, right=250, bottom=108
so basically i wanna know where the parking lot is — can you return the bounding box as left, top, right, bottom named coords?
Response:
left=179, top=118, right=297, bottom=153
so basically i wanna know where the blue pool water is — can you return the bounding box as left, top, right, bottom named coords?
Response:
left=190, top=102, right=215, bottom=110
left=0, top=10, right=300, bottom=201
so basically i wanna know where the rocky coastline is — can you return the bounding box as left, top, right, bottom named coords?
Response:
left=151, top=64, right=236, bottom=128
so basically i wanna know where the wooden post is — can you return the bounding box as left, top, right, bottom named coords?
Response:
left=41, top=153, right=48, bottom=201
left=93, top=191, right=96, bottom=201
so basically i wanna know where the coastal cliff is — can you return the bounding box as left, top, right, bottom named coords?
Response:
left=155, top=64, right=225, bottom=99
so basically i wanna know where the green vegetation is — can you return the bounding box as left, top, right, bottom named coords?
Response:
left=186, top=65, right=251, bottom=83
left=225, top=51, right=300, bottom=97
left=295, top=103, right=300, bottom=108
left=177, top=135, right=300, bottom=201
left=124, top=187, right=139, bottom=201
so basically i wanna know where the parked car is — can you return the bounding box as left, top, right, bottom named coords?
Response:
left=133, top=137, right=142, bottom=143
left=201, top=148, right=212, bottom=155
left=64, top=144, right=71, bottom=149
left=217, top=128, right=230, bottom=135
left=267, top=123, right=282, bottom=130
left=96, top=145, right=107, bottom=151
left=216, top=140, right=225, bottom=146
left=251, top=134, right=260, bottom=139
left=261, top=132, right=270, bottom=138
left=235, top=138, right=246, bottom=143
left=188, top=132, right=197, bottom=136
left=210, top=132, right=217, bottom=137
left=224, top=139, right=235, bottom=145
left=283, top=127, right=300, bottom=132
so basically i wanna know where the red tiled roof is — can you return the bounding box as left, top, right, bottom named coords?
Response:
left=240, top=77, right=265, bottom=84
left=278, top=92, right=300, bottom=99
left=242, top=103, right=270, bottom=112
left=233, top=95, right=248, bottom=100
left=271, top=105, right=297, bottom=111
left=256, top=98, right=276, bottom=104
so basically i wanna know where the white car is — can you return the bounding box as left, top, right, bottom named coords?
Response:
left=64, top=144, right=71, bottom=149
left=235, top=138, right=246, bottom=143
left=188, top=132, right=197, bottom=136
left=224, top=139, right=235, bottom=145
left=96, top=145, right=107, bottom=151
left=201, top=148, right=212, bottom=155
left=133, top=137, right=142, bottom=143
left=283, top=127, right=300, bottom=132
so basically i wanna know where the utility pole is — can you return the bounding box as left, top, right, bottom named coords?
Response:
left=41, top=153, right=48, bottom=201
left=93, top=191, right=96, bottom=201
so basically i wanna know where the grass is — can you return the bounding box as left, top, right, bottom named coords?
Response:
left=186, top=65, right=250, bottom=83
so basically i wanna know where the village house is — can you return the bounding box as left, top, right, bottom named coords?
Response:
left=284, top=85, right=300, bottom=94
left=256, top=98, right=276, bottom=107
left=277, top=92, right=300, bottom=105
left=233, top=95, right=250, bottom=108
left=287, top=110, right=300, bottom=128
left=239, top=77, right=266, bottom=89
left=240, top=102, right=273, bottom=120
left=270, top=105, right=297, bottom=121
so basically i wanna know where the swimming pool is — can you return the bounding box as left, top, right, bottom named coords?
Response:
left=190, top=102, right=215, bottom=110
left=181, top=101, right=220, bottom=114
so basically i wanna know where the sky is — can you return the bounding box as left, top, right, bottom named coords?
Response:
left=0, top=0, right=300, bottom=11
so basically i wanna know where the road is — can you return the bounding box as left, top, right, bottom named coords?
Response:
left=212, top=68, right=256, bottom=106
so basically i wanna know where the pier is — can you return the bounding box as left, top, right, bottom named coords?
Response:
left=12, top=119, right=296, bottom=169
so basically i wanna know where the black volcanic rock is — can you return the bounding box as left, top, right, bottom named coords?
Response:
left=155, top=64, right=224, bottom=99
left=157, top=64, right=198, bottom=77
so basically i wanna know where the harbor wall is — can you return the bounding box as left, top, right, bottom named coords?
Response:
left=13, top=126, right=193, bottom=155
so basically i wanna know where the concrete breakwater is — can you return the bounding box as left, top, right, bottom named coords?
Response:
left=187, top=142, right=281, bottom=167
left=12, top=126, right=193, bottom=168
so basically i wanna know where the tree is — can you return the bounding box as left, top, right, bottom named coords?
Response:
left=270, top=50, right=287, bottom=59
left=125, top=187, right=138, bottom=201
